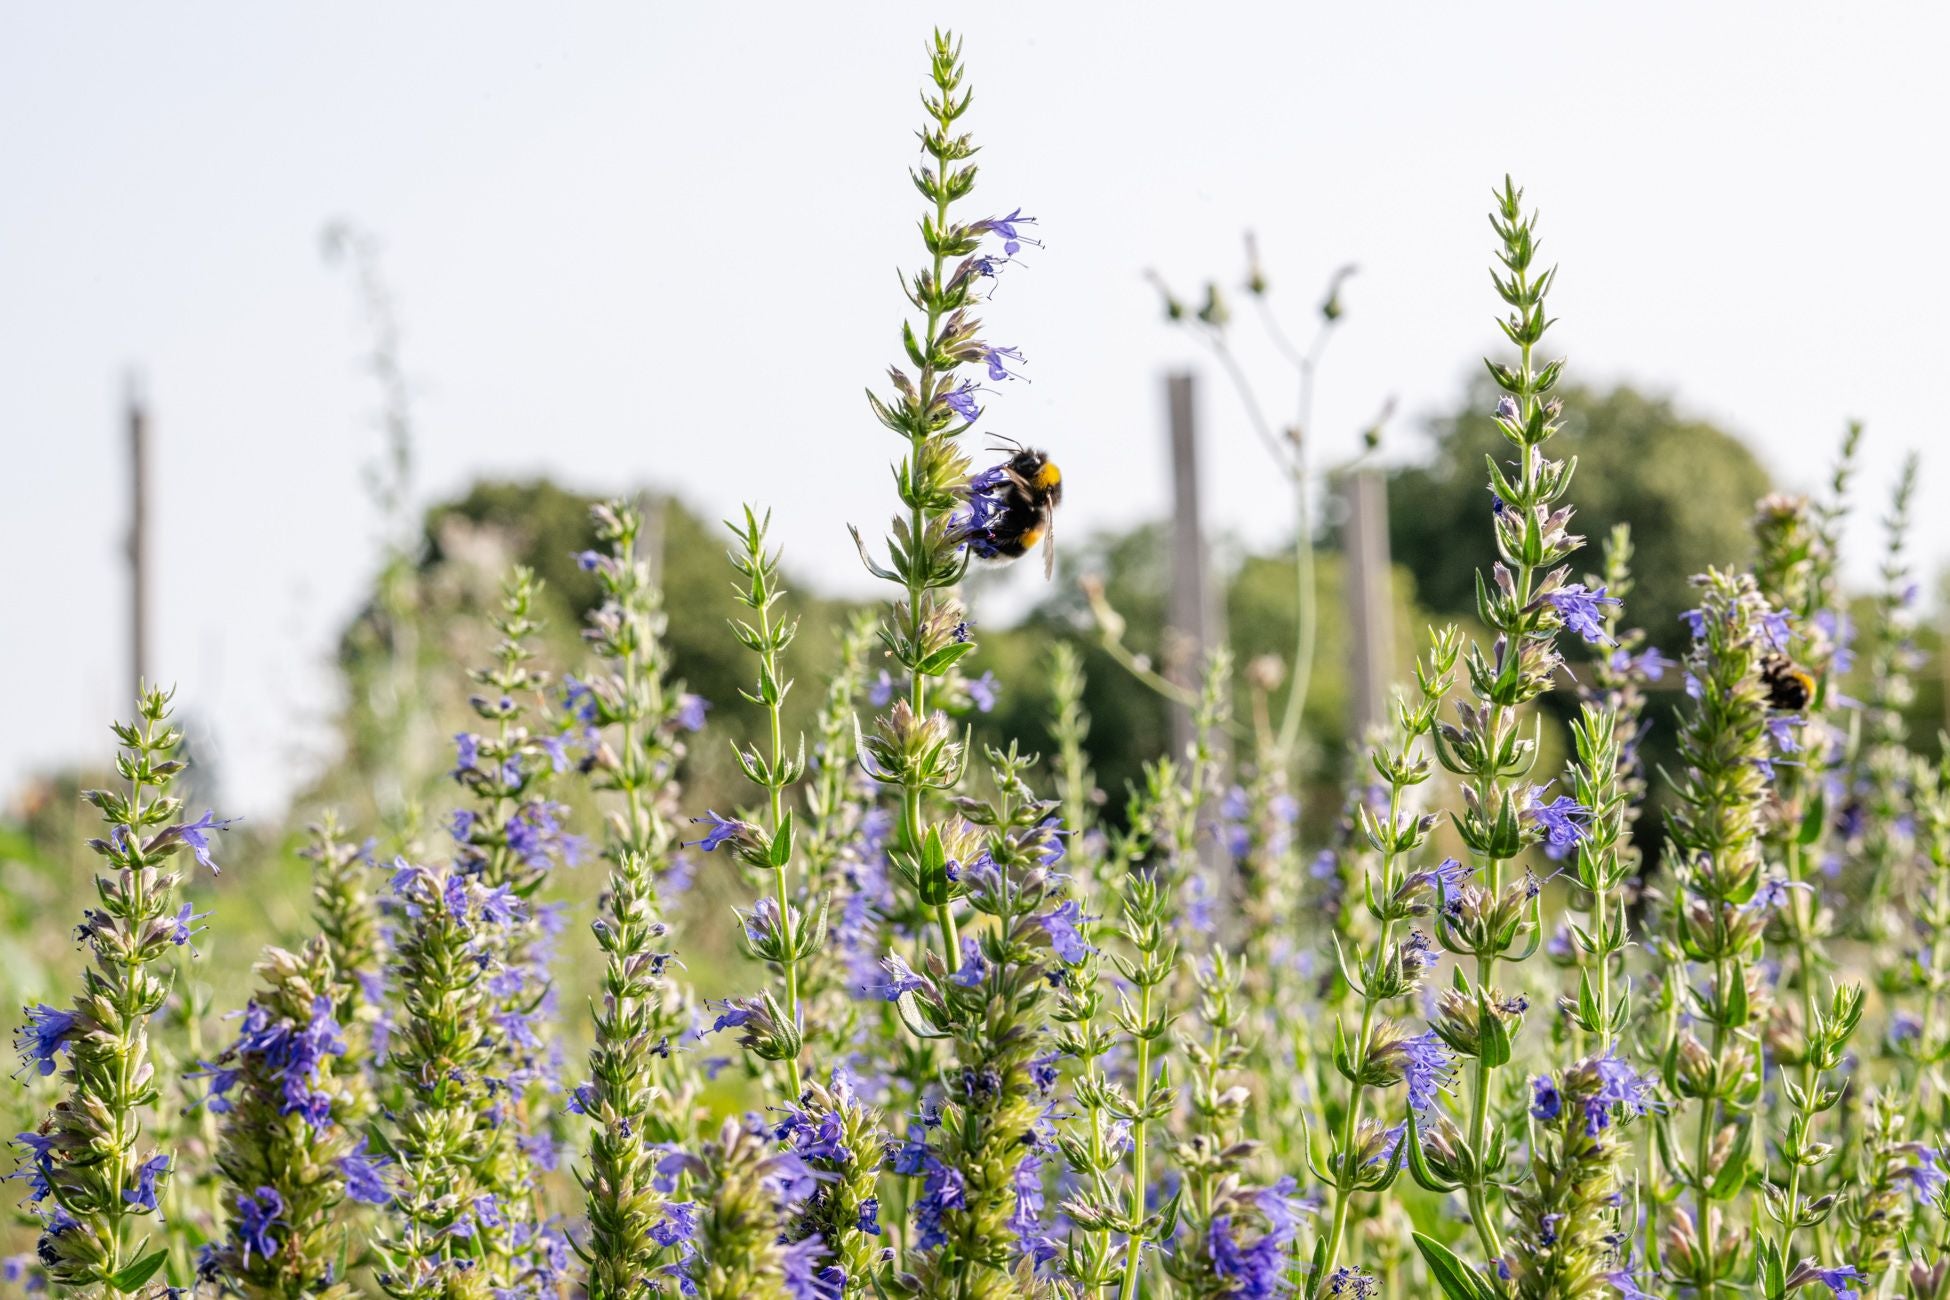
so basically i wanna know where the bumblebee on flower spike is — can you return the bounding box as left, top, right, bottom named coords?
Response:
left=961, top=437, right=1063, bottom=578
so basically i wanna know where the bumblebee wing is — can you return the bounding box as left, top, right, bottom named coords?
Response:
left=1041, top=511, right=1057, bottom=580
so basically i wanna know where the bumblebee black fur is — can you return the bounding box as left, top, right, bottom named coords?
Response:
left=1760, top=653, right=1814, bottom=712
left=978, top=448, right=1063, bottom=578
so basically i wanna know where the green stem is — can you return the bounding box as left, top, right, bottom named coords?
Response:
left=902, top=102, right=957, bottom=975
left=1316, top=781, right=1405, bottom=1291
left=1116, top=994, right=1155, bottom=1300
left=754, top=584, right=804, bottom=1097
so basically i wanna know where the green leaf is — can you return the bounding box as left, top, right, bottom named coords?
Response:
left=916, top=642, right=975, bottom=676
left=108, top=1251, right=169, bottom=1294
left=1478, top=990, right=1512, bottom=1069
left=768, top=810, right=795, bottom=868
left=893, top=990, right=951, bottom=1040
left=1412, top=1232, right=1495, bottom=1300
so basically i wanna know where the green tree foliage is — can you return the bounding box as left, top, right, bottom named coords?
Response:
left=321, top=480, right=857, bottom=848
left=1388, top=381, right=1772, bottom=645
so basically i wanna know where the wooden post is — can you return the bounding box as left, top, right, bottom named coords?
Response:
left=1343, top=465, right=1394, bottom=737
left=127, top=375, right=151, bottom=697
left=1165, top=371, right=1216, bottom=757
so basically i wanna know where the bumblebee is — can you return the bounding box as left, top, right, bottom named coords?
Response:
left=1760, top=653, right=1815, bottom=711
left=969, top=443, right=1062, bottom=579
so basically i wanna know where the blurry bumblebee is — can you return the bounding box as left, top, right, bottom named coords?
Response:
left=1760, top=653, right=1815, bottom=711
left=965, top=441, right=1063, bottom=579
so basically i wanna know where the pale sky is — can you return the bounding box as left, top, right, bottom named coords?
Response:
left=5, top=3, right=1947, bottom=814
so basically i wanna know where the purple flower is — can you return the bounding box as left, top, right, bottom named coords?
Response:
left=122, top=1154, right=170, bottom=1212
left=233, top=1186, right=285, bottom=1262
left=686, top=810, right=752, bottom=853
left=865, top=952, right=927, bottom=1002
left=1766, top=714, right=1804, bottom=752
left=1493, top=396, right=1521, bottom=423
left=1390, top=1032, right=1454, bottom=1112
left=1006, top=1151, right=1060, bottom=1268
left=1602, top=1268, right=1658, bottom=1300
left=1680, top=608, right=1708, bottom=639
left=1039, top=900, right=1093, bottom=964
left=454, top=732, right=480, bottom=773
left=1810, top=1266, right=1864, bottom=1300
left=562, top=676, right=600, bottom=724
left=1327, top=1266, right=1380, bottom=1298
left=777, top=1109, right=852, bottom=1165
left=781, top=1236, right=846, bottom=1300
left=1582, top=1053, right=1658, bottom=1135
left=1612, top=646, right=1675, bottom=681
left=966, top=671, right=1000, bottom=713
left=338, top=1138, right=391, bottom=1205
left=676, top=694, right=711, bottom=733
left=980, top=345, right=1027, bottom=382
left=651, top=1200, right=699, bottom=1248
left=976, top=207, right=1041, bottom=256
left=1527, top=788, right=1592, bottom=851
left=949, top=937, right=988, bottom=988
left=943, top=381, right=984, bottom=424
left=764, top=1150, right=828, bottom=1206
left=13, top=1131, right=56, bottom=1203
left=912, top=1161, right=967, bottom=1251
left=1760, top=609, right=1793, bottom=654
left=868, top=670, right=898, bottom=709
left=1895, top=1145, right=1947, bottom=1198
left=857, top=1196, right=881, bottom=1235
left=1544, top=583, right=1621, bottom=644
left=479, top=882, right=523, bottom=927
left=168, top=901, right=213, bottom=948
left=173, top=809, right=238, bottom=875
left=1401, top=929, right=1438, bottom=974
left=16, top=1005, right=79, bottom=1077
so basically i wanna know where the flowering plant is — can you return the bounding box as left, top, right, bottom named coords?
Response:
left=10, top=28, right=1945, bottom=1300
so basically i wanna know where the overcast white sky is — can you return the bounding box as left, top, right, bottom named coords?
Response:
left=5, top=3, right=1947, bottom=814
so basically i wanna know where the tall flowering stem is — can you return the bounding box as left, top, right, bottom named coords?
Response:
left=1047, top=643, right=1102, bottom=892
left=202, top=941, right=385, bottom=1298
left=799, top=612, right=879, bottom=1019
left=1427, top=177, right=1588, bottom=1261
left=371, top=862, right=515, bottom=1298
left=1167, top=951, right=1304, bottom=1300
left=725, top=505, right=815, bottom=1096
left=302, top=814, right=386, bottom=1053
left=1657, top=571, right=1782, bottom=1296
left=1750, top=487, right=1861, bottom=1266
left=1856, top=454, right=1922, bottom=933
left=1560, top=703, right=1631, bottom=1055
left=450, top=567, right=573, bottom=1290
left=1316, top=626, right=1456, bottom=1289
left=852, top=29, right=1033, bottom=973
left=889, top=745, right=1063, bottom=1298
left=1113, top=653, right=1229, bottom=1300
left=570, top=500, right=700, bottom=1297
left=12, top=687, right=230, bottom=1294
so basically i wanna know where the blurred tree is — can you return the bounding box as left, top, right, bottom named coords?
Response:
left=1387, top=381, right=1773, bottom=646
left=316, top=479, right=861, bottom=839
